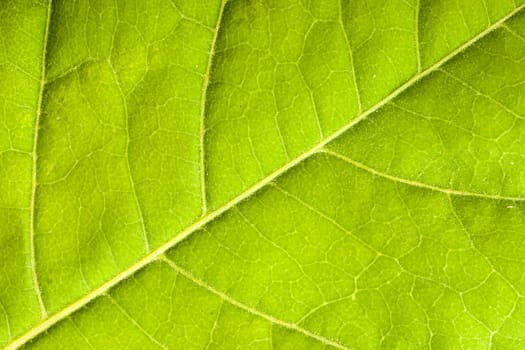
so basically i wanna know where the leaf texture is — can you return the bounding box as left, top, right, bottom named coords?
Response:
left=1, top=0, right=525, bottom=349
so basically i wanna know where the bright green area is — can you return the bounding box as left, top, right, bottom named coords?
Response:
left=1, top=0, right=525, bottom=349
left=0, top=1, right=46, bottom=341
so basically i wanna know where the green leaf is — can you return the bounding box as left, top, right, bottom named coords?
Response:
left=2, top=0, right=525, bottom=349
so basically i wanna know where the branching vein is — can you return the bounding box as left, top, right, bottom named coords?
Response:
left=321, top=149, right=525, bottom=202
left=160, top=257, right=350, bottom=350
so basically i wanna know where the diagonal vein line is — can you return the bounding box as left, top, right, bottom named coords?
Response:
left=200, top=0, right=227, bottom=216
left=322, top=149, right=525, bottom=202
left=5, top=4, right=524, bottom=349
left=502, top=23, right=525, bottom=41
left=29, top=0, right=53, bottom=320
left=438, top=68, right=525, bottom=120
left=159, top=257, right=350, bottom=350
left=107, top=295, right=169, bottom=349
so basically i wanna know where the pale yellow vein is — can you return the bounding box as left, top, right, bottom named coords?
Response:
left=29, top=0, right=53, bottom=320
left=322, top=149, right=525, bottom=202
left=199, top=0, right=228, bottom=216
left=160, top=257, right=350, bottom=350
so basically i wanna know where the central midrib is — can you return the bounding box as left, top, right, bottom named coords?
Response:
left=7, top=4, right=525, bottom=349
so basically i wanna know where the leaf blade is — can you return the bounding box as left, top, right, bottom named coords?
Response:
left=2, top=1, right=525, bottom=349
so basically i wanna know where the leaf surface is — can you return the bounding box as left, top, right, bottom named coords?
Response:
left=2, top=0, right=525, bottom=349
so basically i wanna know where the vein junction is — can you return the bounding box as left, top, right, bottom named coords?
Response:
left=321, top=149, right=525, bottom=202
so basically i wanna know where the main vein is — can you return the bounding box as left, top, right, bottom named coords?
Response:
left=7, top=4, right=525, bottom=349
left=29, top=0, right=53, bottom=320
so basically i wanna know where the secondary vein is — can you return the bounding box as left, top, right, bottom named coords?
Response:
left=415, top=0, right=421, bottom=71
left=29, top=0, right=53, bottom=320
left=160, top=257, right=350, bottom=350
left=338, top=0, right=362, bottom=113
left=321, top=149, right=525, bottom=202
left=199, top=0, right=227, bottom=216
